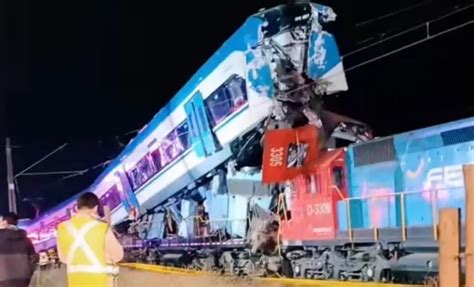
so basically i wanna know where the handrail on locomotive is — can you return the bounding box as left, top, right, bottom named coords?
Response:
left=337, top=186, right=460, bottom=243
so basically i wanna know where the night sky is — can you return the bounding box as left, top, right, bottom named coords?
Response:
left=0, top=0, right=472, bottom=217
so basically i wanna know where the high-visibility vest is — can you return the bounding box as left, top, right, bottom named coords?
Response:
left=57, top=216, right=119, bottom=287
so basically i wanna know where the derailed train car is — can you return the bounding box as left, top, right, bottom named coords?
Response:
left=23, top=0, right=355, bottom=251
left=22, top=0, right=351, bottom=253
left=19, top=0, right=470, bottom=284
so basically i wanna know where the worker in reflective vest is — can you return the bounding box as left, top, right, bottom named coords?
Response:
left=57, top=192, right=124, bottom=287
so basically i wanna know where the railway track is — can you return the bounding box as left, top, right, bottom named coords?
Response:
left=29, top=263, right=427, bottom=287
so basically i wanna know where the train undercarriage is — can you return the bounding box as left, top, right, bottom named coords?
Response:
left=120, top=239, right=444, bottom=285
left=106, top=124, right=446, bottom=285
left=116, top=201, right=447, bottom=286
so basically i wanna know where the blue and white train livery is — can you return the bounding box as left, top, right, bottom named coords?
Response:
left=23, top=1, right=352, bottom=251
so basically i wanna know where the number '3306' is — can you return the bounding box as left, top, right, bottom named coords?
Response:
left=269, top=147, right=284, bottom=167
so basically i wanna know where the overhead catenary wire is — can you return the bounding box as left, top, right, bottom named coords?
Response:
left=22, top=158, right=114, bottom=197
left=56, top=159, right=113, bottom=181
left=11, top=129, right=136, bottom=200
left=343, top=3, right=474, bottom=58
left=344, top=19, right=473, bottom=73
left=354, top=0, right=433, bottom=27
left=14, top=143, right=68, bottom=178
left=12, top=127, right=138, bottom=178
left=20, top=171, right=89, bottom=177
left=124, top=129, right=140, bottom=136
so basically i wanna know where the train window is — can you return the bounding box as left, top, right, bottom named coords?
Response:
left=160, top=141, right=172, bottom=166
left=177, top=122, right=190, bottom=150
left=206, top=89, right=233, bottom=126
left=138, top=156, right=155, bottom=179
left=160, top=122, right=189, bottom=167
left=126, top=155, right=156, bottom=191
left=161, top=134, right=182, bottom=166
left=108, top=187, right=119, bottom=210
left=156, top=123, right=188, bottom=170
left=126, top=122, right=191, bottom=192
left=127, top=167, right=140, bottom=190
left=332, top=167, right=344, bottom=189
left=148, top=138, right=163, bottom=174
left=205, top=75, right=248, bottom=127
left=227, top=76, right=247, bottom=110
left=287, top=142, right=308, bottom=168
left=150, top=149, right=162, bottom=174
left=101, top=186, right=122, bottom=210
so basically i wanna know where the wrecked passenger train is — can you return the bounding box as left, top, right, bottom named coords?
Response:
left=23, top=0, right=358, bottom=253
left=19, top=0, right=471, bottom=284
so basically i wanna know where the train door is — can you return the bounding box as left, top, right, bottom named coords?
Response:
left=329, top=162, right=347, bottom=202
left=326, top=158, right=348, bottom=235
left=184, top=91, right=219, bottom=157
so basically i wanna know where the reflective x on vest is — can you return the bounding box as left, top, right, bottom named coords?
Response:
left=65, top=221, right=118, bottom=275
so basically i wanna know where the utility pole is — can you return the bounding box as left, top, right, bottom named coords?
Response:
left=6, top=138, right=17, bottom=213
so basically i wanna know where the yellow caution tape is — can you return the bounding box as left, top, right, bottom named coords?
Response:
left=120, top=263, right=423, bottom=287
left=120, top=263, right=206, bottom=276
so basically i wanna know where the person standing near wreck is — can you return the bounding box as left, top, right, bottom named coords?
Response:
left=56, top=192, right=124, bottom=287
left=0, top=212, right=38, bottom=287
